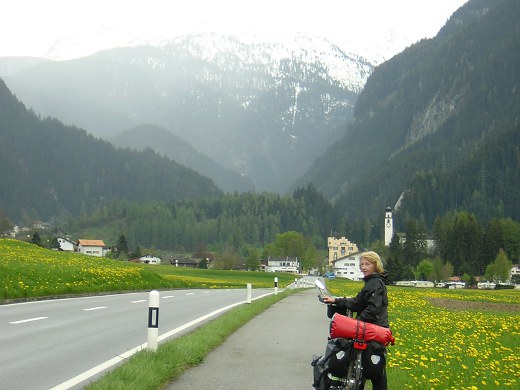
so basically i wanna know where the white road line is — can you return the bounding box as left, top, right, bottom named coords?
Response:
left=50, top=292, right=274, bottom=390
left=186, top=293, right=195, bottom=296
left=10, top=316, right=48, bottom=324
left=83, top=306, right=107, bottom=311
left=162, top=295, right=175, bottom=299
left=130, top=299, right=147, bottom=304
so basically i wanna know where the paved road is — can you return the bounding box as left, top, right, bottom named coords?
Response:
left=0, top=288, right=274, bottom=390
left=166, top=288, right=331, bottom=389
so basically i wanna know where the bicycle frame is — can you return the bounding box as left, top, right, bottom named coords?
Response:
left=315, top=279, right=365, bottom=390
left=343, top=343, right=365, bottom=390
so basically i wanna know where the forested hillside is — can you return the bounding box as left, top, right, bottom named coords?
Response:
left=110, top=124, right=255, bottom=193
left=53, top=188, right=520, bottom=278
left=66, top=184, right=340, bottom=252
left=293, top=0, right=520, bottom=233
left=0, top=79, right=221, bottom=222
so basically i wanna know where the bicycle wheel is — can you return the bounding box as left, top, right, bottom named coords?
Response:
left=344, top=351, right=363, bottom=390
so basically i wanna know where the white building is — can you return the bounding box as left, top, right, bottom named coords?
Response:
left=266, top=256, right=300, bottom=273
left=384, top=207, right=394, bottom=246
left=139, top=254, right=161, bottom=265
left=395, top=280, right=435, bottom=288
left=57, top=237, right=75, bottom=252
left=333, top=252, right=364, bottom=281
left=511, top=264, right=520, bottom=280
left=77, top=239, right=106, bottom=257
left=7, top=225, right=20, bottom=238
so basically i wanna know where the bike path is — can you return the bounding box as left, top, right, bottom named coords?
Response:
left=165, top=288, right=330, bottom=389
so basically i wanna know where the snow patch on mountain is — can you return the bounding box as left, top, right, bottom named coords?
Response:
left=44, top=29, right=374, bottom=93
left=153, top=32, right=373, bottom=93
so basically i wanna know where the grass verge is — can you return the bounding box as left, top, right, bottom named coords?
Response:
left=84, top=289, right=296, bottom=390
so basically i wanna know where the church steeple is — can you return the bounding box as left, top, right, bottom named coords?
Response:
left=384, top=207, right=393, bottom=246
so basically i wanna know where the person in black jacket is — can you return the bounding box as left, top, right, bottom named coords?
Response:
left=323, top=251, right=391, bottom=390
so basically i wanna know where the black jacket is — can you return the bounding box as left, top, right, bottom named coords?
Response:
left=333, top=273, right=390, bottom=328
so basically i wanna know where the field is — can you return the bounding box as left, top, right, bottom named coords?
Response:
left=326, top=279, right=520, bottom=389
left=0, top=239, right=297, bottom=301
left=3, top=238, right=519, bottom=389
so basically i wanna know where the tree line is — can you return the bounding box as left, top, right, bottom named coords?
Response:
left=6, top=184, right=519, bottom=281
left=385, top=211, right=520, bottom=284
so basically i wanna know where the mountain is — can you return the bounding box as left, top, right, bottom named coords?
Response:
left=0, top=33, right=372, bottom=193
left=110, top=124, right=255, bottom=193
left=292, top=0, right=520, bottom=228
left=0, top=79, right=222, bottom=222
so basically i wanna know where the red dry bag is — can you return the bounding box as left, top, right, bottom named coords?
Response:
left=330, top=313, right=395, bottom=346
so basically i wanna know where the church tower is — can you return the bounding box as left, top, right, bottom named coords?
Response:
left=384, top=207, right=393, bottom=246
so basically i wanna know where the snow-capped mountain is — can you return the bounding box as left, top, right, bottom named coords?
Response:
left=2, top=33, right=372, bottom=193
left=161, top=33, right=373, bottom=93
left=44, top=29, right=373, bottom=92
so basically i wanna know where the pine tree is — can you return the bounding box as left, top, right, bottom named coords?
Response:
left=116, top=234, right=129, bottom=258
left=31, top=232, right=42, bottom=246
left=50, top=237, right=61, bottom=250
left=386, top=234, right=404, bottom=281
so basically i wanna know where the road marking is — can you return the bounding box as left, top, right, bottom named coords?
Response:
left=186, top=293, right=195, bottom=296
left=83, top=306, right=107, bottom=311
left=50, top=292, right=274, bottom=390
left=10, top=316, right=48, bottom=324
left=162, top=295, right=175, bottom=299
left=130, top=299, right=147, bottom=304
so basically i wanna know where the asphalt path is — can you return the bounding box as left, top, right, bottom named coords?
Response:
left=0, top=288, right=274, bottom=390
left=166, top=287, right=331, bottom=390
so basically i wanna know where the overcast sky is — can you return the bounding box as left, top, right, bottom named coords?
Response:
left=2, top=0, right=469, bottom=62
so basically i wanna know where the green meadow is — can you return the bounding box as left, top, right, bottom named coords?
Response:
left=3, top=238, right=519, bottom=389
left=0, top=238, right=296, bottom=301
left=326, top=279, right=520, bottom=390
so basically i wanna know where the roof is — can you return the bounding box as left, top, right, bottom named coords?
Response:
left=267, top=256, right=299, bottom=262
left=333, top=252, right=362, bottom=263
left=78, top=239, right=106, bottom=247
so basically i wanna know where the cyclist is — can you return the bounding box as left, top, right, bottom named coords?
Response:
left=322, top=251, right=391, bottom=390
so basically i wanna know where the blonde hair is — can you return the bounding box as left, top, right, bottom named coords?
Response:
left=360, top=251, right=384, bottom=273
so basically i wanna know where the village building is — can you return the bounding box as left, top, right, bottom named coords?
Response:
left=327, top=236, right=358, bottom=266
left=332, top=252, right=364, bottom=281
left=170, top=257, right=200, bottom=268
left=266, top=256, right=300, bottom=273
left=57, top=237, right=75, bottom=252
left=138, top=254, right=161, bottom=265
left=77, top=239, right=107, bottom=257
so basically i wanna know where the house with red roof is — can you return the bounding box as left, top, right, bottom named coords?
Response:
left=77, top=239, right=107, bottom=257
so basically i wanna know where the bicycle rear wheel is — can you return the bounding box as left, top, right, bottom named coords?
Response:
left=344, top=351, right=363, bottom=390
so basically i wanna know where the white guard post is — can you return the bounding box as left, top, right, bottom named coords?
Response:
left=147, top=290, right=160, bottom=351
left=274, top=277, right=278, bottom=295
left=246, top=283, right=252, bottom=304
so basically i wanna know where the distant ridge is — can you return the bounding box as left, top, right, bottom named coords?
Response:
left=1, top=33, right=370, bottom=192
left=0, top=78, right=222, bottom=221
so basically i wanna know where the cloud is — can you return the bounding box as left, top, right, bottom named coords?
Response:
left=1, top=0, right=468, bottom=59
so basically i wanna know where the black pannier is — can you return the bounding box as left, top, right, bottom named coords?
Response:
left=312, top=338, right=353, bottom=390
left=362, top=341, right=386, bottom=380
